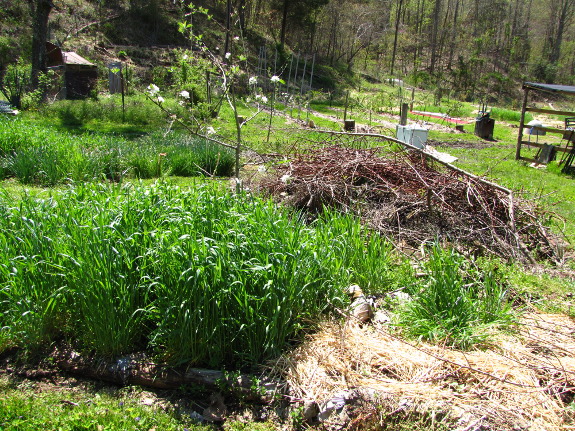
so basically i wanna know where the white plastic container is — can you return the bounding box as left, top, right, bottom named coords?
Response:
left=396, top=124, right=428, bottom=149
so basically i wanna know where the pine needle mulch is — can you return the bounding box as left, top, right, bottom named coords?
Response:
left=277, top=313, right=575, bottom=430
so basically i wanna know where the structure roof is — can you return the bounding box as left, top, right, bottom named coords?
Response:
left=63, top=51, right=95, bottom=66
left=524, top=82, right=575, bottom=95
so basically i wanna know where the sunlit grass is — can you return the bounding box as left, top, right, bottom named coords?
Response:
left=0, top=118, right=235, bottom=185
left=0, top=181, right=399, bottom=367
left=0, top=376, right=216, bottom=431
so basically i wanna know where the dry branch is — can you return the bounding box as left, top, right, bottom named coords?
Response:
left=256, top=143, right=563, bottom=263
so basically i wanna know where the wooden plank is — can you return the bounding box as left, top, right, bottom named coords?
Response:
left=520, top=140, right=545, bottom=149
left=516, top=88, right=529, bottom=160
left=525, top=107, right=575, bottom=117
left=522, top=125, right=569, bottom=135
left=519, top=141, right=572, bottom=153
left=518, top=156, right=539, bottom=164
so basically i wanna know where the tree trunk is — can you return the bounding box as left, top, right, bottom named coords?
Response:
left=279, top=0, right=289, bottom=50
left=447, top=0, right=460, bottom=70
left=549, top=0, right=573, bottom=65
left=429, top=0, right=441, bottom=74
left=413, top=0, right=425, bottom=73
left=390, top=0, right=404, bottom=76
left=237, top=0, right=246, bottom=31
left=29, top=0, right=53, bottom=90
left=223, top=0, right=232, bottom=60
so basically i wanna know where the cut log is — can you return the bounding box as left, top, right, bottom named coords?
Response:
left=52, top=349, right=281, bottom=402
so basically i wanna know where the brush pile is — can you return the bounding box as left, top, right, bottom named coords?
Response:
left=257, top=144, right=562, bottom=263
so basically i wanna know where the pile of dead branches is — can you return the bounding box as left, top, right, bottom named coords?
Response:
left=256, top=145, right=563, bottom=263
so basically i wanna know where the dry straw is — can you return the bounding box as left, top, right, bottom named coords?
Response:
left=278, top=313, right=575, bottom=430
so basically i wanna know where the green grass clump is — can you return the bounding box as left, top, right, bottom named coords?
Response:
left=0, top=181, right=394, bottom=368
left=490, top=107, right=533, bottom=123
left=41, top=94, right=169, bottom=128
left=0, top=377, right=215, bottom=431
left=139, top=131, right=235, bottom=177
left=397, top=245, right=515, bottom=348
left=0, top=118, right=235, bottom=184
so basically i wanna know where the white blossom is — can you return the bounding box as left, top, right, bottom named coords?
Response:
left=147, top=84, right=159, bottom=96
left=225, top=52, right=231, bottom=59
left=249, top=76, right=258, bottom=85
left=206, top=126, right=216, bottom=135
left=280, top=174, right=291, bottom=184
left=179, top=90, right=190, bottom=99
left=157, top=96, right=165, bottom=104
left=270, top=75, right=281, bottom=83
left=233, top=36, right=240, bottom=41
left=182, top=54, right=189, bottom=60
left=261, top=96, right=268, bottom=103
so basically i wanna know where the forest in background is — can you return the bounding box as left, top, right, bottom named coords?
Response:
left=2, top=0, right=575, bottom=105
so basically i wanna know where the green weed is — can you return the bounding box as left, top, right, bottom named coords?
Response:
left=0, top=119, right=235, bottom=185
left=490, top=107, right=533, bottom=123
left=397, top=245, right=515, bottom=348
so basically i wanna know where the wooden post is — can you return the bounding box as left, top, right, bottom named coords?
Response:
left=344, top=90, right=350, bottom=121
left=206, top=70, right=212, bottom=104
left=516, top=87, right=529, bottom=160
left=120, top=63, right=125, bottom=123
left=400, top=103, right=409, bottom=126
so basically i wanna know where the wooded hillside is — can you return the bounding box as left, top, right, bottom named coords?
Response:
left=2, top=0, right=575, bottom=103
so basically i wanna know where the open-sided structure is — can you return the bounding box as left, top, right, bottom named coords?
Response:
left=516, top=82, right=575, bottom=171
left=46, top=42, right=98, bottom=99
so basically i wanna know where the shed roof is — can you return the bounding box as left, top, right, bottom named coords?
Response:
left=46, top=42, right=96, bottom=68
left=63, top=51, right=95, bottom=66
left=523, top=82, right=575, bottom=95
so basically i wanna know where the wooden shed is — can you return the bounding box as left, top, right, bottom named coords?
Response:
left=46, top=42, right=98, bottom=99
left=516, top=82, right=575, bottom=172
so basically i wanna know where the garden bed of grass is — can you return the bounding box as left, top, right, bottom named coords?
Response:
left=0, top=118, right=234, bottom=185
left=0, top=181, right=399, bottom=368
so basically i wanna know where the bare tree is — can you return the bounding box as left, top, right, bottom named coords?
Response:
left=546, top=0, right=575, bottom=65
left=390, top=0, right=405, bottom=76
left=28, top=0, right=53, bottom=89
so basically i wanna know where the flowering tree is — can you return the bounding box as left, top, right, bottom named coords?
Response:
left=144, top=3, right=276, bottom=182
left=267, top=75, right=285, bottom=143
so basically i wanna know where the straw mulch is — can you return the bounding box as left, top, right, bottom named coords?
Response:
left=277, top=313, right=575, bottom=430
